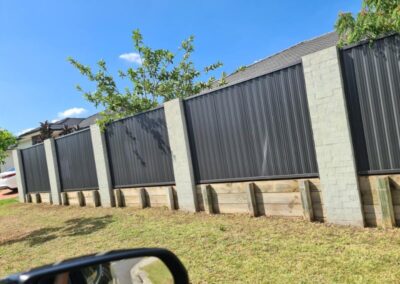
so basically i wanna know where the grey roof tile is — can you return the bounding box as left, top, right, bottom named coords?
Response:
left=78, top=113, right=103, bottom=128
left=221, top=31, right=339, bottom=87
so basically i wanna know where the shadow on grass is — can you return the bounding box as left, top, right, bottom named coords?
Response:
left=1, top=215, right=113, bottom=246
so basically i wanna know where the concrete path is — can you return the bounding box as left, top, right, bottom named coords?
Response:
left=0, top=188, right=18, bottom=200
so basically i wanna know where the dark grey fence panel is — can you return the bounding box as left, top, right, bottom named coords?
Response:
left=184, top=63, right=318, bottom=183
left=106, top=107, right=174, bottom=188
left=341, top=34, right=400, bottom=174
left=21, top=143, right=51, bottom=193
left=55, top=129, right=98, bottom=191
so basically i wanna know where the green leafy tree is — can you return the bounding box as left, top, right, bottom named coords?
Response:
left=0, top=129, right=17, bottom=165
left=68, top=29, right=226, bottom=128
left=335, top=0, right=400, bottom=46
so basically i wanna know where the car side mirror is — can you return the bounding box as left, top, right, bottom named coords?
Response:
left=1, top=248, right=189, bottom=284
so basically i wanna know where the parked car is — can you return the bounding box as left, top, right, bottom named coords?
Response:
left=0, top=168, right=17, bottom=190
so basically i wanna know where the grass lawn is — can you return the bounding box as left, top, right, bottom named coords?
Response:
left=0, top=198, right=18, bottom=206
left=142, top=259, right=174, bottom=284
left=1, top=202, right=400, bottom=283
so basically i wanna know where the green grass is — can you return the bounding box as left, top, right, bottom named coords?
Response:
left=142, top=259, right=174, bottom=284
left=0, top=198, right=17, bottom=206
left=1, top=203, right=400, bottom=283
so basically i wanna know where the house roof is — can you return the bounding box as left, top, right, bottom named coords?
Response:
left=220, top=31, right=339, bottom=87
left=18, top=117, right=85, bottom=138
left=51, top=118, right=85, bottom=130
left=78, top=113, right=103, bottom=128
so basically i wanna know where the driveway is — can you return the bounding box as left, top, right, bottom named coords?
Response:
left=0, top=188, right=17, bottom=200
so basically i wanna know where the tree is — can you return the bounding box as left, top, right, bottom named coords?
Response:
left=68, top=29, right=226, bottom=128
left=39, top=121, right=53, bottom=141
left=59, top=124, right=80, bottom=136
left=0, top=129, right=17, bottom=165
left=335, top=0, right=400, bottom=46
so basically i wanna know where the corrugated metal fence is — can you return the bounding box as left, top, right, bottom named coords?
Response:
left=105, top=107, right=174, bottom=188
left=341, top=34, right=400, bottom=174
left=17, top=33, right=400, bottom=203
left=184, top=63, right=319, bottom=183
left=55, top=129, right=98, bottom=191
left=21, top=143, right=51, bottom=192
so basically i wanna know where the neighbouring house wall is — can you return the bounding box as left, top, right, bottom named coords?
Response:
left=0, top=150, right=14, bottom=172
left=17, top=138, right=33, bottom=149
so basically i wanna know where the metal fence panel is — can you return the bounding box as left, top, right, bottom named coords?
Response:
left=21, top=143, right=51, bottom=192
left=341, top=34, right=400, bottom=174
left=184, top=63, right=319, bottom=183
left=105, top=107, right=174, bottom=188
left=55, top=129, right=98, bottom=191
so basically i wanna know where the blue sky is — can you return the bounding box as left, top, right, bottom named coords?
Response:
left=0, top=0, right=359, bottom=135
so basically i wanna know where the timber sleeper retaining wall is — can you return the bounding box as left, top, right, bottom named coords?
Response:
left=114, top=186, right=177, bottom=209
left=60, top=190, right=100, bottom=207
left=23, top=180, right=324, bottom=222
left=26, top=192, right=52, bottom=204
left=27, top=175, right=400, bottom=228
left=110, top=180, right=323, bottom=221
left=196, top=178, right=325, bottom=221
left=359, top=174, right=400, bottom=227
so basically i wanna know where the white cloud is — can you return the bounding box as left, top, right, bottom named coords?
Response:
left=17, top=128, right=35, bottom=136
left=57, top=107, right=87, bottom=119
left=119, top=52, right=142, bottom=64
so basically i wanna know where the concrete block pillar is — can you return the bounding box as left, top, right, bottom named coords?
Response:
left=164, top=98, right=198, bottom=212
left=302, top=46, right=364, bottom=227
left=90, top=124, right=115, bottom=207
left=12, top=149, right=26, bottom=203
left=44, top=139, right=62, bottom=205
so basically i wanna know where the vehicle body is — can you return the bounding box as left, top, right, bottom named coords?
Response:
left=0, top=168, right=17, bottom=190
